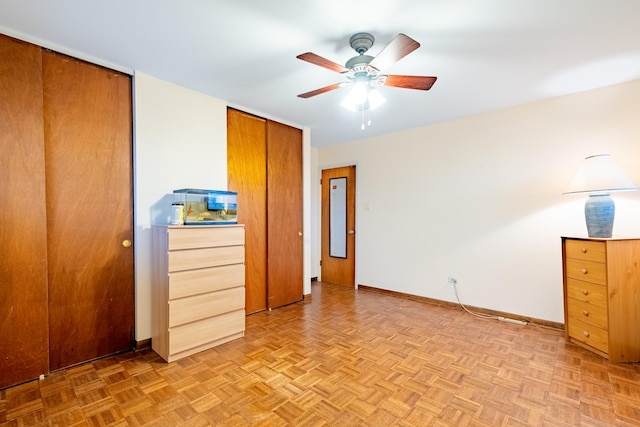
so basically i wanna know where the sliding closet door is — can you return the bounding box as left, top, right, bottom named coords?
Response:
left=0, top=35, right=49, bottom=389
left=227, top=109, right=268, bottom=314
left=228, top=109, right=303, bottom=312
left=43, top=51, right=135, bottom=370
left=266, top=121, right=303, bottom=308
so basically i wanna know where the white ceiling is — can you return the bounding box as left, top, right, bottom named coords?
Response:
left=1, top=0, right=640, bottom=147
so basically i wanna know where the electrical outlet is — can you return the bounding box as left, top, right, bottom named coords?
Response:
left=448, top=277, right=458, bottom=285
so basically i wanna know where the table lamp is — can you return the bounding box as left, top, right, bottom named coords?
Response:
left=564, top=154, right=639, bottom=238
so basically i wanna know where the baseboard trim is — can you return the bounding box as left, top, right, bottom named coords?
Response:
left=357, top=284, right=564, bottom=331
left=135, top=338, right=151, bottom=351
left=303, top=293, right=312, bottom=301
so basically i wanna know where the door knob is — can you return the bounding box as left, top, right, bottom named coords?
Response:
left=348, top=230, right=355, bottom=235
left=298, top=231, right=302, bottom=236
left=122, top=239, right=132, bottom=248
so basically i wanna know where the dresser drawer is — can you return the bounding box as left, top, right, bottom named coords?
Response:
left=564, top=239, right=606, bottom=263
left=168, top=245, right=244, bottom=272
left=565, top=278, right=607, bottom=306
left=567, top=297, right=608, bottom=329
left=169, top=264, right=245, bottom=300
left=168, top=226, right=244, bottom=250
left=169, top=309, right=245, bottom=355
left=169, top=286, right=245, bottom=327
left=567, top=317, right=608, bottom=354
left=564, top=258, right=607, bottom=285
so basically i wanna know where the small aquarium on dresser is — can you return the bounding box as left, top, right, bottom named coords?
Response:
left=172, top=188, right=238, bottom=225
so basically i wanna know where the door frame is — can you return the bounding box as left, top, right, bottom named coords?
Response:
left=320, top=164, right=357, bottom=287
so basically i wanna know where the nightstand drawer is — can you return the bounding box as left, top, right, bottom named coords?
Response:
left=169, top=309, right=245, bottom=355
left=567, top=297, right=608, bottom=329
left=567, top=317, right=608, bottom=354
left=168, top=245, right=244, bottom=272
left=565, top=258, right=607, bottom=285
left=564, top=239, right=606, bottom=263
left=168, top=226, right=244, bottom=250
left=169, top=286, right=245, bottom=327
left=169, top=264, right=245, bottom=300
left=565, top=278, right=607, bottom=307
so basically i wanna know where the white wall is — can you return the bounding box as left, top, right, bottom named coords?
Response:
left=315, top=79, right=640, bottom=323
left=134, top=72, right=228, bottom=340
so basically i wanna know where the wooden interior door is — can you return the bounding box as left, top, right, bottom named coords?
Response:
left=321, top=165, right=356, bottom=287
left=227, top=109, right=268, bottom=314
left=0, top=35, right=50, bottom=388
left=266, top=121, right=303, bottom=308
left=43, top=51, right=135, bottom=370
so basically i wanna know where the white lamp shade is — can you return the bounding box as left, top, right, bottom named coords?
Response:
left=564, top=154, right=639, bottom=195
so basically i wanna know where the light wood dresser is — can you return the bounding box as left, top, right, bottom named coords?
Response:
left=152, top=225, right=245, bottom=362
left=562, top=236, right=640, bottom=362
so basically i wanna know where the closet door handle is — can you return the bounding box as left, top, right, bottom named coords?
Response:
left=122, top=239, right=132, bottom=248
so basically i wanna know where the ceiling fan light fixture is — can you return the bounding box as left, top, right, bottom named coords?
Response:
left=340, top=81, right=368, bottom=111
left=367, top=88, right=386, bottom=110
left=340, top=82, right=386, bottom=112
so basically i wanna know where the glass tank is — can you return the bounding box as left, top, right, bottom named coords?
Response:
left=173, top=189, right=238, bottom=225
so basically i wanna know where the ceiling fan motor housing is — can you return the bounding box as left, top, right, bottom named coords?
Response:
left=345, top=55, right=374, bottom=74
left=349, top=32, right=375, bottom=54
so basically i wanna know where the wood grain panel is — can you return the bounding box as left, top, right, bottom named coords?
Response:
left=321, top=166, right=356, bottom=287
left=169, top=264, right=245, bottom=299
left=565, top=278, right=606, bottom=306
left=0, top=34, right=49, bottom=389
left=566, top=298, right=608, bottom=329
left=167, top=224, right=244, bottom=250
left=266, top=120, right=303, bottom=308
left=567, top=317, right=609, bottom=354
left=605, top=239, right=640, bottom=362
left=169, top=287, right=245, bottom=327
left=43, top=51, right=134, bottom=370
left=168, top=245, right=245, bottom=272
left=168, top=310, right=245, bottom=355
left=564, top=239, right=606, bottom=263
left=227, top=109, right=268, bottom=314
left=564, top=258, right=607, bottom=285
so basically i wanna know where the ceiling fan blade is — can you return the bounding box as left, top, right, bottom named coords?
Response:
left=383, top=75, right=437, bottom=90
left=296, top=52, right=349, bottom=74
left=297, top=83, right=343, bottom=99
left=368, top=34, right=420, bottom=72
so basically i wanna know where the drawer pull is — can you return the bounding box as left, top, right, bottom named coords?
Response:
left=581, top=247, right=587, bottom=253
left=581, top=268, right=588, bottom=274
left=582, top=310, right=589, bottom=317
left=582, top=289, right=589, bottom=295
left=583, top=331, right=590, bottom=337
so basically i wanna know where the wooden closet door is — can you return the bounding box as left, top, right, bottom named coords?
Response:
left=0, top=35, right=49, bottom=389
left=266, top=121, right=303, bottom=308
left=227, top=109, right=268, bottom=314
left=43, top=52, right=134, bottom=370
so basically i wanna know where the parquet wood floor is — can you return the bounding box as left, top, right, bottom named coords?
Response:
left=2, top=282, right=640, bottom=426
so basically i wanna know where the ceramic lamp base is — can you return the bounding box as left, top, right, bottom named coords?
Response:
left=585, top=193, right=614, bottom=238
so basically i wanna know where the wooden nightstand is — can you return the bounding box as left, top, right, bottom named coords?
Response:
left=562, top=236, right=640, bottom=362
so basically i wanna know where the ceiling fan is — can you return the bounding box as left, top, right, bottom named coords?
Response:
left=296, top=32, right=437, bottom=110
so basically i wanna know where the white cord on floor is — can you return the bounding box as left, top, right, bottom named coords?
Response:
left=452, top=281, right=499, bottom=320
left=453, top=281, right=530, bottom=326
